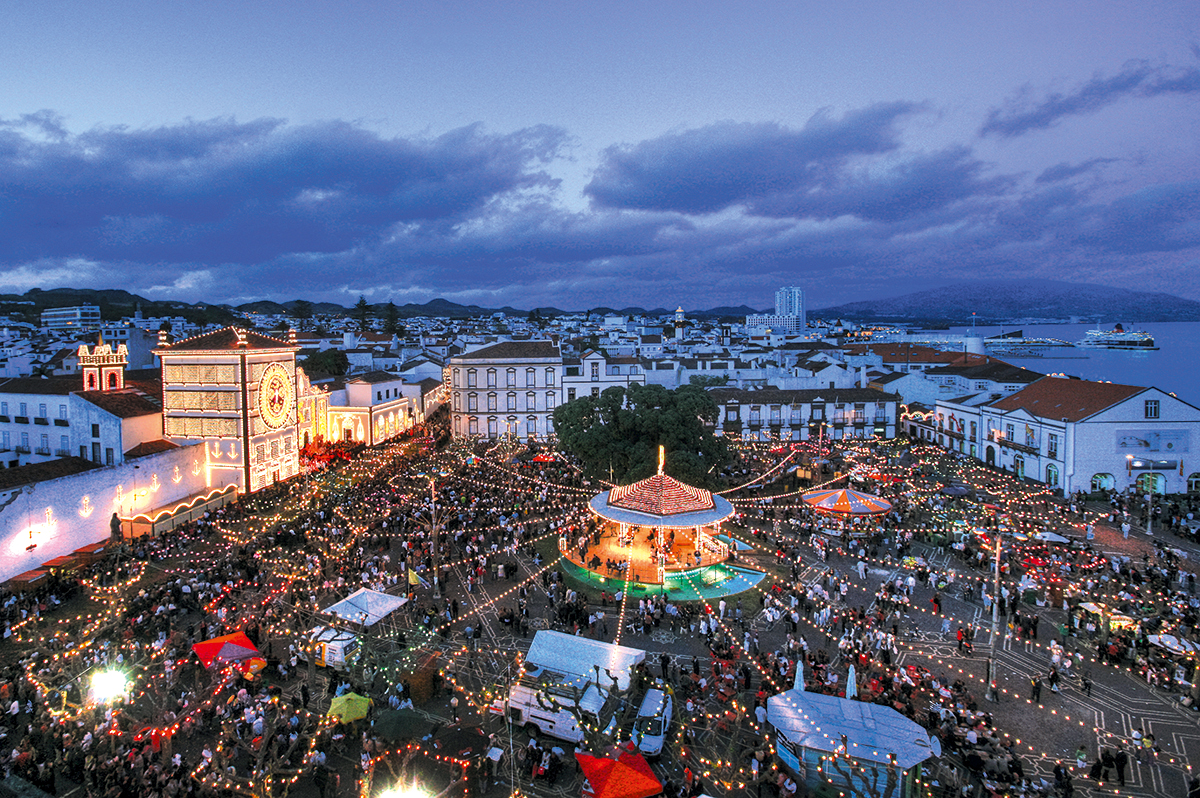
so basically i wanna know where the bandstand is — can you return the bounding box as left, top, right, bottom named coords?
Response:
left=565, top=449, right=737, bottom=589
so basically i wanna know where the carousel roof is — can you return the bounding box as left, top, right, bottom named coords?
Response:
left=802, top=487, right=892, bottom=515
left=609, top=473, right=715, bottom=515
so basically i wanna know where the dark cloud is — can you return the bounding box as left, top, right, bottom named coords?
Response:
left=1035, top=158, right=1118, bottom=184
left=584, top=103, right=920, bottom=213
left=0, top=117, right=567, bottom=263
left=1079, top=181, right=1200, bottom=254
left=981, top=59, right=1200, bottom=138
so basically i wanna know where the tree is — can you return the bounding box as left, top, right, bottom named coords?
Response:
left=553, top=383, right=731, bottom=488
left=383, top=301, right=401, bottom=335
left=301, top=349, right=350, bottom=376
left=689, top=374, right=729, bottom=387
left=354, top=295, right=372, bottom=329
left=291, top=299, right=314, bottom=330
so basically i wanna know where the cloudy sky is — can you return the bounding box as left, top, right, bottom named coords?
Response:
left=2, top=1, right=1198, bottom=310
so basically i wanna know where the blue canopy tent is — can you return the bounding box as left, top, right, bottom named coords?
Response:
left=767, top=689, right=940, bottom=798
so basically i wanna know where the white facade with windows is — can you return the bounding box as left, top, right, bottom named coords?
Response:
left=933, top=376, right=1200, bottom=495
left=708, top=387, right=899, bottom=441
left=449, top=341, right=562, bottom=440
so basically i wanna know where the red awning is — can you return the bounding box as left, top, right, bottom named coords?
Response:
left=575, top=749, right=662, bottom=798
left=192, top=632, right=260, bottom=668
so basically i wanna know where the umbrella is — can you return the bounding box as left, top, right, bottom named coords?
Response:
left=940, top=484, right=971, bottom=497
left=576, top=749, right=662, bottom=798
left=327, top=693, right=372, bottom=723
left=431, top=726, right=490, bottom=761
left=802, top=488, right=892, bottom=515
left=373, top=709, right=431, bottom=741
left=192, top=632, right=261, bottom=669
left=1035, top=531, right=1070, bottom=544
left=846, top=664, right=858, bottom=700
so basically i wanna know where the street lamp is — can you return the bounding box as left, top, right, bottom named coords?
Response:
left=91, top=669, right=129, bottom=703
left=986, top=533, right=1002, bottom=702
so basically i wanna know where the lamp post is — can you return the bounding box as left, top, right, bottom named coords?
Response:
left=986, top=533, right=1002, bottom=702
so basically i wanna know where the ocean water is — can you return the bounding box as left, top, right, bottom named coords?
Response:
left=939, top=321, right=1200, bottom=405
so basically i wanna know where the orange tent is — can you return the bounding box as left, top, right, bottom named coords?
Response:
left=575, top=749, right=662, bottom=798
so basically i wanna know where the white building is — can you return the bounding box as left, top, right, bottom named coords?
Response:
left=933, top=375, right=1200, bottom=495
left=449, top=341, right=562, bottom=439
left=775, top=286, right=805, bottom=319
left=40, top=305, right=101, bottom=331
left=708, top=387, right=899, bottom=441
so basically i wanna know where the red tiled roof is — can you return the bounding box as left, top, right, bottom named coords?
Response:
left=988, top=376, right=1145, bottom=422
left=609, top=473, right=715, bottom=515
left=842, top=343, right=999, bottom=366
left=124, top=439, right=179, bottom=459
left=156, top=326, right=297, bottom=353
left=78, top=390, right=161, bottom=418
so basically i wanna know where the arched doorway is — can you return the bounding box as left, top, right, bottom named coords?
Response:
left=1091, top=473, right=1115, bottom=492
left=1013, top=456, right=1025, bottom=479
left=1046, top=464, right=1059, bottom=487
left=1135, top=472, right=1165, bottom=495
left=985, top=446, right=995, bottom=466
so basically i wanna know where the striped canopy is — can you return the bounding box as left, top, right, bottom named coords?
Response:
left=802, top=488, right=892, bottom=515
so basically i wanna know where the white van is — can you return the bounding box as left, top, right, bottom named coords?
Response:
left=298, top=626, right=360, bottom=672
left=493, top=631, right=645, bottom=743
left=634, top=688, right=672, bottom=758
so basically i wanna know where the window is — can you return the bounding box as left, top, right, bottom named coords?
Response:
left=0, top=402, right=5, bottom=415
left=726, top=408, right=738, bottom=422
left=38, top=404, right=46, bottom=418
left=1005, top=423, right=1014, bottom=441
left=468, top=417, right=479, bottom=436
left=59, top=435, right=68, bottom=452
left=487, top=393, right=497, bottom=411
left=92, top=423, right=101, bottom=438
left=92, top=441, right=100, bottom=462
left=467, top=393, right=478, bottom=412
left=486, top=369, right=497, bottom=388
left=376, top=391, right=382, bottom=401
left=58, top=404, right=67, bottom=419
left=567, top=388, right=576, bottom=402
left=506, top=369, right=516, bottom=388
left=749, top=406, right=761, bottom=423
left=526, top=368, right=536, bottom=387
left=1048, top=433, right=1058, bottom=459
left=19, top=403, right=27, bottom=417
left=1025, top=425, right=1036, bottom=447
left=974, top=381, right=988, bottom=390
left=452, top=368, right=460, bottom=388
left=1145, top=399, right=1160, bottom=419
left=39, top=434, right=48, bottom=453
left=466, top=369, right=477, bottom=388
left=507, top=393, right=517, bottom=411
left=591, top=362, right=600, bottom=381
left=20, top=433, right=29, bottom=450
left=527, top=416, right=537, bottom=437
left=487, top=418, right=498, bottom=438
left=0, top=432, right=7, bottom=450
left=546, top=392, right=555, bottom=409
left=526, top=392, right=536, bottom=411
left=545, top=368, right=555, bottom=386
left=105, top=448, right=114, bottom=465
left=969, top=421, right=977, bottom=439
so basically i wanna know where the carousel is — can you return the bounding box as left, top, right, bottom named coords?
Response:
left=565, top=447, right=736, bottom=586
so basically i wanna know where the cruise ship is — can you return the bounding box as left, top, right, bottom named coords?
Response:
left=1075, top=324, right=1157, bottom=350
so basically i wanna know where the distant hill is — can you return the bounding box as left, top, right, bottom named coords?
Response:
left=813, top=280, right=1200, bottom=323
left=0, top=287, right=235, bottom=327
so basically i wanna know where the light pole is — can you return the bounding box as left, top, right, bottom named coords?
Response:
left=986, top=533, right=1002, bottom=702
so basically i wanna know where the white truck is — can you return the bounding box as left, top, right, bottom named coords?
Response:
left=494, top=631, right=646, bottom=743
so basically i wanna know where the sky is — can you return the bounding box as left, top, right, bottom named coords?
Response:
left=1, top=0, right=1198, bottom=311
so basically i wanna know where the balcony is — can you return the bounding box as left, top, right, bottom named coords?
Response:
left=945, top=429, right=965, bottom=440
left=34, top=417, right=49, bottom=426
left=15, top=446, right=30, bottom=454
left=0, top=416, right=7, bottom=422
left=54, top=449, right=70, bottom=457
left=54, top=419, right=69, bottom=427
left=35, top=447, right=51, bottom=456
left=14, top=416, right=28, bottom=424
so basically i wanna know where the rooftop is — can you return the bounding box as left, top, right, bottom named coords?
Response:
left=78, top=390, right=162, bottom=419
left=156, top=326, right=297, bottom=353
left=454, top=341, right=560, bottom=361
left=0, top=457, right=101, bottom=492
left=608, top=473, right=716, bottom=515
left=988, top=375, right=1146, bottom=422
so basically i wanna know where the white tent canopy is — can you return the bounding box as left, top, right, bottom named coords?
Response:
left=322, top=588, right=409, bottom=627
left=524, top=630, right=646, bottom=691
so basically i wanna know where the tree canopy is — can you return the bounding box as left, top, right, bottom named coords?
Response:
left=301, top=348, right=350, bottom=376
left=553, top=383, right=731, bottom=488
